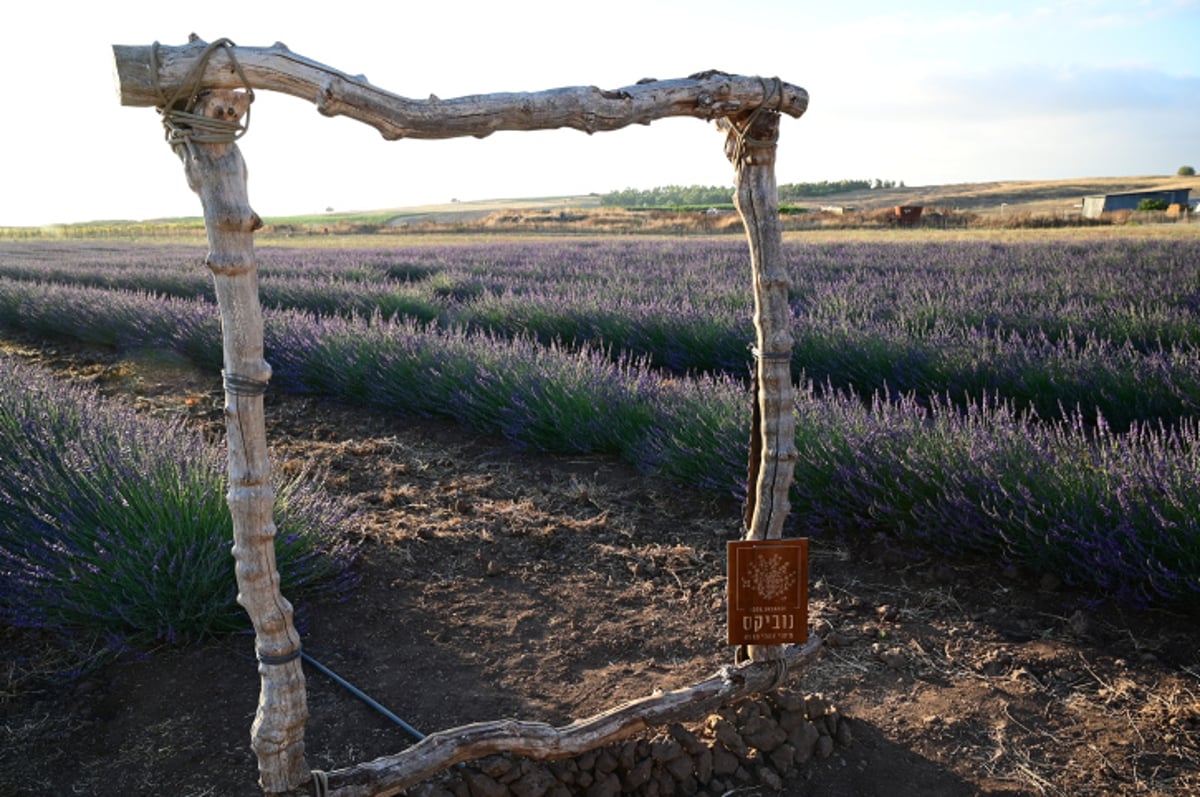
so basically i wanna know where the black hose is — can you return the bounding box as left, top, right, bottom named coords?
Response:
left=301, top=651, right=426, bottom=743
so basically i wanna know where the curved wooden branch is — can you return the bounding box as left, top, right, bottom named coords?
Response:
left=317, top=638, right=821, bottom=797
left=112, top=36, right=808, bottom=140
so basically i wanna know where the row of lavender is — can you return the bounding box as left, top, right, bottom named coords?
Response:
left=0, top=272, right=1196, bottom=606
left=0, top=352, right=358, bottom=645
left=2, top=239, right=1199, bottom=431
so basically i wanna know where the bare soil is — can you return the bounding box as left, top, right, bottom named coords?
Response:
left=1, top=334, right=1198, bottom=796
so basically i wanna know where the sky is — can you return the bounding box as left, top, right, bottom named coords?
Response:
left=2, top=0, right=1197, bottom=227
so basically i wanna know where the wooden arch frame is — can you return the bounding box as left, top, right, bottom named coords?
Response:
left=112, top=35, right=819, bottom=797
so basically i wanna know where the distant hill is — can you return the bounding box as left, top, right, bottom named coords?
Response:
left=807, top=175, right=1195, bottom=217
left=8, top=177, right=1192, bottom=237
left=380, top=176, right=1194, bottom=222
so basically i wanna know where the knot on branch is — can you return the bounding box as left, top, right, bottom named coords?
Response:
left=152, top=38, right=254, bottom=158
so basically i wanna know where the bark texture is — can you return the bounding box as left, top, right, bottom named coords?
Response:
left=174, top=89, right=309, bottom=795
left=724, top=105, right=798, bottom=665
left=112, top=37, right=807, bottom=139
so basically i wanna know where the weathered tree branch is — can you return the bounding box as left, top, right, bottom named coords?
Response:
left=315, top=638, right=820, bottom=797
left=175, top=89, right=309, bottom=795
left=112, top=36, right=807, bottom=140
left=724, top=106, right=798, bottom=665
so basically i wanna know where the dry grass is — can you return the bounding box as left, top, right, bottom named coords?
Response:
left=6, top=175, right=1196, bottom=243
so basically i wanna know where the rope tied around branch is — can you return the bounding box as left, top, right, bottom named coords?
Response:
left=727, top=76, right=783, bottom=165
left=309, top=769, right=329, bottom=797
left=150, top=37, right=254, bottom=159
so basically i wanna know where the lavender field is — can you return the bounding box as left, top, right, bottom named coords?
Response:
left=0, top=236, right=1198, bottom=608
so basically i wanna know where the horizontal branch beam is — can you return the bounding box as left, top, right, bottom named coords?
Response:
left=112, top=37, right=808, bottom=141
left=318, top=637, right=821, bottom=797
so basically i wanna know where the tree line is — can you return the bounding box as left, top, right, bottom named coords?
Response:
left=599, top=179, right=904, bottom=207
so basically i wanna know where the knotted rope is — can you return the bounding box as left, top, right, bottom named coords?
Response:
left=727, top=76, right=784, bottom=165
left=150, top=37, right=254, bottom=158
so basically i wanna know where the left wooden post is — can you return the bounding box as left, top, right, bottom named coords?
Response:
left=172, top=88, right=310, bottom=795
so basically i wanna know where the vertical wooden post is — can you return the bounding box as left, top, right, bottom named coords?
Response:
left=172, top=89, right=310, bottom=795
left=725, top=93, right=798, bottom=665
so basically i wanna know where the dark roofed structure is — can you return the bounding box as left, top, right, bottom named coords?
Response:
left=1081, top=187, right=1192, bottom=219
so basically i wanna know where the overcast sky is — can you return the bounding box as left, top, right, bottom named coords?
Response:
left=2, top=0, right=1197, bottom=226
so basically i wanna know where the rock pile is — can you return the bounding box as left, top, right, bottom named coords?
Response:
left=408, top=690, right=852, bottom=796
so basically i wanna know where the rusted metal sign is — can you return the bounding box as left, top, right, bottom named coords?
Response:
left=727, top=538, right=809, bottom=646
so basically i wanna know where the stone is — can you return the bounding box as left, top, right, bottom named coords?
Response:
left=677, top=774, right=699, bottom=795
left=510, top=766, right=557, bottom=797
left=736, top=700, right=763, bottom=724
left=586, top=771, right=621, bottom=797
left=621, top=758, right=654, bottom=791
left=618, top=740, right=638, bottom=771
left=499, top=759, right=529, bottom=784
left=711, top=743, right=740, bottom=776
left=465, top=772, right=507, bottom=797
left=824, top=709, right=840, bottom=737
left=669, top=723, right=708, bottom=756
left=695, top=748, right=713, bottom=783
left=547, top=760, right=575, bottom=785
left=547, top=787, right=571, bottom=797
left=836, top=716, right=854, bottom=746
left=410, top=785, right=454, bottom=797
left=478, top=756, right=511, bottom=780
left=778, top=708, right=806, bottom=733
left=804, top=694, right=829, bottom=720
left=757, top=765, right=783, bottom=791
left=710, top=718, right=748, bottom=757
left=650, top=739, right=683, bottom=762
left=769, top=742, right=797, bottom=773
left=815, top=735, right=835, bottom=759
left=594, top=749, right=619, bottom=774
left=742, top=715, right=787, bottom=752
left=767, top=690, right=805, bottom=714
left=791, top=720, right=821, bottom=764
left=665, top=752, right=695, bottom=781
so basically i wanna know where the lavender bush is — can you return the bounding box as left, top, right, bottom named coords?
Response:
left=0, top=355, right=358, bottom=645
left=2, top=237, right=1198, bottom=430
left=1, top=237, right=1199, bottom=606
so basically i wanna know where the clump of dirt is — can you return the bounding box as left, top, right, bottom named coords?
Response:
left=1, top=333, right=1197, bottom=796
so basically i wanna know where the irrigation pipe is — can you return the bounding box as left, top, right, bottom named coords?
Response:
left=301, top=651, right=426, bottom=743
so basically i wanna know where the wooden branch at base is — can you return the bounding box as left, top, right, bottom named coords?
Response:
left=112, top=37, right=807, bottom=140
left=316, top=638, right=821, bottom=797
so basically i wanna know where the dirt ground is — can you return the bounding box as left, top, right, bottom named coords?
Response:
left=1, top=334, right=1198, bottom=797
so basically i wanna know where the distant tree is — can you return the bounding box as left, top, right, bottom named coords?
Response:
left=600, top=179, right=907, bottom=208
left=1137, top=198, right=1169, bottom=211
left=1179, top=165, right=1196, bottom=176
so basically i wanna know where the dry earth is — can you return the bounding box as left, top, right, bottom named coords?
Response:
left=1, top=334, right=1198, bottom=796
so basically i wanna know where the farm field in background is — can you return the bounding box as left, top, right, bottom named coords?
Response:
left=2, top=226, right=1199, bottom=796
